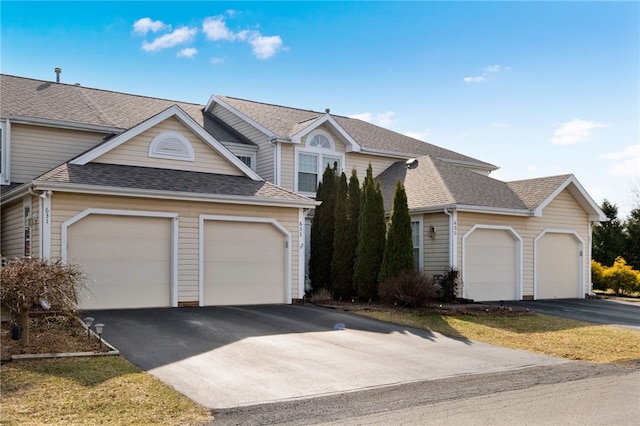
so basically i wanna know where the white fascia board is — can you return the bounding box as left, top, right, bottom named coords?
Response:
left=0, top=182, right=31, bottom=205
left=291, top=114, right=361, bottom=152
left=533, top=175, right=607, bottom=222
left=410, top=204, right=533, bottom=217
left=1, top=114, right=123, bottom=134
left=30, top=182, right=319, bottom=209
left=204, top=95, right=276, bottom=139
left=69, top=105, right=263, bottom=181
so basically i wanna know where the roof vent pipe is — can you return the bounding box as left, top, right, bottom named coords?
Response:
left=54, top=67, right=61, bottom=83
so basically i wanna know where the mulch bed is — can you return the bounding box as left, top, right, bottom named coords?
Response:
left=311, top=299, right=534, bottom=317
left=1, top=314, right=111, bottom=362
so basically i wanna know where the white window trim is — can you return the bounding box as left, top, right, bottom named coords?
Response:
left=0, top=119, right=11, bottom=185
left=294, top=129, right=345, bottom=196
left=148, top=131, right=195, bottom=162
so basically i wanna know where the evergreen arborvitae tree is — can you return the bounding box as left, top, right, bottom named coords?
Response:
left=308, top=164, right=338, bottom=291
left=345, top=169, right=361, bottom=294
left=378, top=180, right=414, bottom=284
left=308, top=180, right=324, bottom=291
left=623, top=207, right=640, bottom=270
left=593, top=200, right=626, bottom=266
left=331, top=172, right=351, bottom=299
left=353, top=164, right=386, bottom=300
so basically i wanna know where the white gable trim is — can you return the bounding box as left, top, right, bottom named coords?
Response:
left=70, top=105, right=263, bottom=181
left=533, top=175, right=606, bottom=221
left=204, top=95, right=276, bottom=139
left=291, top=113, right=361, bottom=152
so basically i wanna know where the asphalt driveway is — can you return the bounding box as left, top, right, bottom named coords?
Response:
left=87, top=304, right=567, bottom=409
left=495, top=298, right=640, bottom=330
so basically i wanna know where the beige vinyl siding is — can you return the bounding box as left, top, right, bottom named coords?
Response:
left=456, top=189, right=590, bottom=298
left=212, top=104, right=274, bottom=182
left=1, top=200, right=23, bottom=258
left=49, top=192, right=300, bottom=303
left=281, top=143, right=295, bottom=191
left=10, top=123, right=105, bottom=183
left=92, top=117, right=243, bottom=176
left=422, top=212, right=450, bottom=276
left=346, top=153, right=398, bottom=180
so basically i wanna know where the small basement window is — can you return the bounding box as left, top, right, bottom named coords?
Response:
left=148, top=131, right=195, bottom=161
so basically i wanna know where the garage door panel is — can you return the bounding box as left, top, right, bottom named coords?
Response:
left=537, top=233, right=580, bottom=299
left=465, top=229, right=518, bottom=302
left=204, top=220, right=286, bottom=306
left=68, top=215, right=172, bottom=310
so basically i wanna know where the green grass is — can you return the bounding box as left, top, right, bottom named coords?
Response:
left=359, top=310, right=640, bottom=363
left=0, top=356, right=212, bottom=426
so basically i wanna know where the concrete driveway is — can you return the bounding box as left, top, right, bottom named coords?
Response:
left=87, top=304, right=567, bottom=409
left=495, top=298, right=640, bottom=330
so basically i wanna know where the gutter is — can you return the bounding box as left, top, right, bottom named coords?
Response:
left=409, top=204, right=535, bottom=217
left=1, top=114, right=124, bottom=134
left=21, top=182, right=319, bottom=209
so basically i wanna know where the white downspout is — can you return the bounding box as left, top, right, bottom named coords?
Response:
left=39, top=190, right=52, bottom=259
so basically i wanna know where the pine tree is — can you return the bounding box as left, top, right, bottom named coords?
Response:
left=623, top=207, right=640, bottom=270
left=593, top=200, right=625, bottom=266
left=378, top=180, right=414, bottom=284
left=308, top=164, right=338, bottom=291
left=331, top=172, right=351, bottom=299
left=353, top=164, right=386, bottom=300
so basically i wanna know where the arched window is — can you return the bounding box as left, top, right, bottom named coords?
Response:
left=296, top=129, right=343, bottom=194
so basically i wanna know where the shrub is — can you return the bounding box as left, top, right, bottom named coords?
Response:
left=591, top=259, right=606, bottom=291
left=309, top=287, right=333, bottom=304
left=439, top=267, right=459, bottom=303
left=379, top=271, right=439, bottom=308
left=0, top=257, right=86, bottom=346
left=602, top=257, right=640, bottom=295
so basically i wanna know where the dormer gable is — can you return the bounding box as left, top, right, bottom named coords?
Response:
left=70, top=105, right=263, bottom=181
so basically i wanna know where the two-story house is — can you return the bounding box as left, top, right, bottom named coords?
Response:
left=0, top=73, right=605, bottom=310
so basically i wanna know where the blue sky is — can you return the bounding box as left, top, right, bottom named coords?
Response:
left=2, top=1, right=639, bottom=217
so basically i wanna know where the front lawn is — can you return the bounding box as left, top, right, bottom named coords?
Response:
left=359, top=310, right=640, bottom=363
left=0, top=356, right=212, bottom=426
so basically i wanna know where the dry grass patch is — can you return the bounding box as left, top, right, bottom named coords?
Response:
left=0, top=356, right=212, bottom=426
left=359, top=310, right=640, bottom=363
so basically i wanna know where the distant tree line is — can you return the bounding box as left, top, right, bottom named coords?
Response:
left=591, top=199, right=640, bottom=294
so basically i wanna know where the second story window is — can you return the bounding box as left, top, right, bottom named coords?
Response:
left=296, top=129, right=344, bottom=195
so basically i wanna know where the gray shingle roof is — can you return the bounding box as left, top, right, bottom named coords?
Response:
left=34, top=163, right=312, bottom=203
left=376, top=156, right=530, bottom=212
left=507, top=174, right=572, bottom=210
left=217, top=96, right=497, bottom=170
left=0, top=74, right=254, bottom=146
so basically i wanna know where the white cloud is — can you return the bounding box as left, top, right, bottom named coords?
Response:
left=133, top=17, right=170, bottom=35
left=600, top=145, right=640, bottom=176
left=177, top=47, right=197, bottom=58
left=549, top=119, right=609, bottom=145
left=142, top=26, right=197, bottom=52
left=202, top=15, right=283, bottom=59
left=210, top=57, right=225, bottom=65
left=464, top=64, right=511, bottom=83
left=405, top=130, right=431, bottom=141
left=348, top=112, right=372, bottom=122
left=248, top=34, right=283, bottom=59
left=463, top=76, right=487, bottom=83
left=202, top=16, right=235, bottom=41
left=376, top=111, right=396, bottom=127
left=347, top=111, right=395, bottom=128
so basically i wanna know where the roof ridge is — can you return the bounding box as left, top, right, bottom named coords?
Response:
left=219, top=95, right=330, bottom=116
left=507, top=173, right=572, bottom=184
left=1, top=73, right=205, bottom=107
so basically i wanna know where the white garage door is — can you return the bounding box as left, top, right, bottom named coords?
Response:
left=68, top=215, right=172, bottom=310
left=203, top=220, right=287, bottom=306
left=464, top=228, right=518, bottom=301
left=537, top=233, right=580, bottom=299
